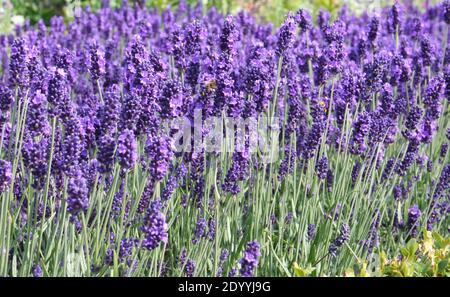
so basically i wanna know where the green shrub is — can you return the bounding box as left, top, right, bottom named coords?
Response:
left=293, top=229, right=450, bottom=277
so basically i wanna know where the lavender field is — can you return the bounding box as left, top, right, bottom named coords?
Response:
left=0, top=1, right=449, bottom=277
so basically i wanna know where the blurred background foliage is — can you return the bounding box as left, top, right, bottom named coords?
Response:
left=0, top=0, right=442, bottom=34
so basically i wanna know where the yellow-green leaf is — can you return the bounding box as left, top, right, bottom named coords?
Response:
left=293, top=262, right=315, bottom=277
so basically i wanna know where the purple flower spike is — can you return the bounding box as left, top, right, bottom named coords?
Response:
left=315, top=156, right=329, bottom=180
left=295, top=9, right=312, bottom=32
left=67, top=170, right=89, bottom=216
left=117, top=129, right=137, bottom=170
left=0, top=160, right=12, bottom=193
left=443, top=0, right=450, bottom=24
left=141, top=199, right=168, bottom=250
left=329, top=223, right=350, bottom=257
left=277, top=13, right=296, bottom=55
left=407, top=204, right=421, bottom=238
left=89, top=41, right=106, bottom=81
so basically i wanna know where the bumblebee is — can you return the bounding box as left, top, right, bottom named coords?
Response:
left=318, top=100, right=327, bottom=112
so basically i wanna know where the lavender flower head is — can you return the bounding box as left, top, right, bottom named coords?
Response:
left=192, top=217, right=207, bottom=244
left=363, top=211, right=381, bottom=253
left=216, top=248, right=229, bottom=277
left=315, top=156, right=329, bottom=180
left=407, top=204, right=421, bottom=238
left=350, top=112, right=371, bottom=155
left=89, top=41, right=106, bottom=81
left=207, top=218, right=216, bottom=241
left=117, top=129, right=138, bottom=170
left=240, top=240, right=261, bottom=277
left=277, top=13, right=296, bottom=55
left=32, top=264, right=43, bottom=277
left=141, top=199, right=168, bottom=250
left=179, top=249, right=195, bottom=277
left=145, top=133, right=173, bottom=181
left=0, top=159, right=12, bottom=192
left=423, top=75, right=444, bottom=120
left=229, top=268, right=237, bottom=277
left=105, top=237, right=138, bottom=265
left=97, top=133, right=116, bottom=174
left=0, top=84, right=14, bottom=118
left=97, top=84, right=121, bottom=135
left=367, top=16, right=379, bottom=42
left=220, top=15, right=239, bottom=56
left=67, top=170, right=89, bottom=216
left=9, top=37, right=29, bottom=87
left=159, top=80, right=183, bottom=119
left=444, top=0, right=450, bottom=24
left=389, top=3, right=401, bottom=33
left=295, top=9, right=312, bottom=32
left=329, top=223, right=350, bottom=256
left=307, top=224, right=316, bottom=241
left=27, top=90, right=50, bottom=137
left=440, top=143, right=449, bottom=161
left=184, top=259, right=196, bottom=277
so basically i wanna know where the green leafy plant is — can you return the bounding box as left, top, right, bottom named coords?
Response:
left=10, top=0, right=66, bottom=24
left=293, top=230, right=450, bottom=277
